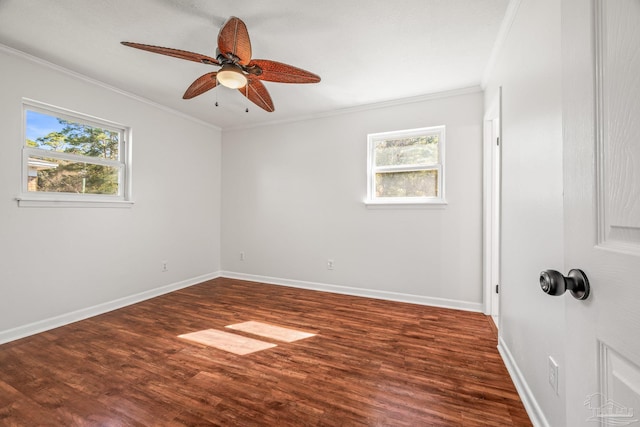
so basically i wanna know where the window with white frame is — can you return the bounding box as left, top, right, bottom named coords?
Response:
left=367, top=126, right=445, bottom=204
left=20, top=100, right=131, bottom=206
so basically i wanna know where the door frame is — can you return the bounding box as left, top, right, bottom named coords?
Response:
left=483, top=88, right=502, bottom=321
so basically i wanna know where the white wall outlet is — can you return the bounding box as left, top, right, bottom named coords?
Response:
left=162, top=261, right=168, bottom=272
left=548, top=356, right=559, bottom=395
left=327, top=259, right=334, bottom=270
left=240, top=251, right=245, bottom=261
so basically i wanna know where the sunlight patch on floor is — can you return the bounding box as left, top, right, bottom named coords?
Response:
left=178, top=329, right=277, bottom=355
left=178, top=321, right=316, bottom=355
left=225, top=321, right=316, bottom=343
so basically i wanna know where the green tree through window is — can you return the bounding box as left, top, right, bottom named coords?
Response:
left=32, top=119, right=120, bottom=194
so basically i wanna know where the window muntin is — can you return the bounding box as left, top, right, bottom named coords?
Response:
left=22, top=101, right=130, bottom=202
left=367, top=126, right=445, bottom=204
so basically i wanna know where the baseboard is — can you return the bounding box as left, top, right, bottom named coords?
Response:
left=0, top=271, right=221, bottom=345
left=221, top=271, right=483, bottom=312
left=1, top=271, right=482, bottom=345
left=498, top=336, right=550, bottom=427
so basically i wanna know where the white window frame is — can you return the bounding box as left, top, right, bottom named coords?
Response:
left=18, top=99, right=133, bottom=208
left=366, top=125, right=446, bottom=206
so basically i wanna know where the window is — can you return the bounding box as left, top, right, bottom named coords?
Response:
left=366, top=125, right=445, bottom=205
left=19, top=100, right=132, bottom=207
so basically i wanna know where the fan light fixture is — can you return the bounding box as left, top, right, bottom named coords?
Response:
left=217, top=63, right=247, bottom=89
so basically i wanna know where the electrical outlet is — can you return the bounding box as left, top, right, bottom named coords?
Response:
left=327, top=259, right=334, bottom=270
left=240, top=251, right=245, bottom=261
left=162, top=261, right=168, bottom=272
left=548, top=356, right=559, bottom=395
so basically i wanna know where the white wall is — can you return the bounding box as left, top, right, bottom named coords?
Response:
left=0, top=46, right=222, bottom=341
left=484, top=0, right=565, bottom=425
left=221, top=90, right=484, bottom=310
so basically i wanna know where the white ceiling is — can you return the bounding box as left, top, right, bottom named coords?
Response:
left=0, top=0, right=509, bottom=130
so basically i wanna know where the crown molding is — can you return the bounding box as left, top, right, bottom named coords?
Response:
left=224, top=85, right=483, bottom=132
left=2, top=41, right=485, bottom=134
left=0, top=43, right=221, bottom=132
left=481, top=0, right=523, bottom=89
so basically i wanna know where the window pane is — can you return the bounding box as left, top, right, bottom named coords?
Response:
left=26, top=110, right=120, bottom=160
left=375, top=170, right=438, bottom=197
left=27, top=156, right=119, bottom=195
left=374, top=135, right=438, bottom=167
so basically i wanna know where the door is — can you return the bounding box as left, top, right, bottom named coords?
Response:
left=490, top=116, right=501, bottom=323
left=484, top=90, right=501, bottom=324
left=563, top=0, right=640, bottom=425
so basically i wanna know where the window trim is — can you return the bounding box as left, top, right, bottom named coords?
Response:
left=365, top=125, right=446, bottom=206
left=18, top=99, right=133, bottom=208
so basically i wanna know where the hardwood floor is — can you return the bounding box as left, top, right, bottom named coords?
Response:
left=0, top=278, right=531, bottom=426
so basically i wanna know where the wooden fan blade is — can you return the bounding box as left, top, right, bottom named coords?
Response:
left=121, top=42, right=219, bottom=65
left=248, top=59, right=320, bottom=84
left=218, top=16, right=252, bottom=65
left=183, top=72, right=218, bottom=99
left=239, top=78, right=274, bottom=112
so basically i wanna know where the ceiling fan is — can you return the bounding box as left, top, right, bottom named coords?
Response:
left=122, top=16, right=320, bottom=112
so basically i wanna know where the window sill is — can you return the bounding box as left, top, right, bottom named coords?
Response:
left=364, top=199, right=448, bottom=209
left=16, top=196, right=135, bottom=208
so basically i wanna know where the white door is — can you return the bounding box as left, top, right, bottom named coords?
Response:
left=562, top=0, right=640, bottom=426
left=484, top=90, right=501, bottom=324
left=490, top=116, right=501, bottom=322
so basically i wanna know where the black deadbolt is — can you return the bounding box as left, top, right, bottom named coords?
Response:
left=539, top=269, right=590, bottom=300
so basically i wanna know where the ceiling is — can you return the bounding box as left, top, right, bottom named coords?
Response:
left=0, top=0, right=509, bottom=130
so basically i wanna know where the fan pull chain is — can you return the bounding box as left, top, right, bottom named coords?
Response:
left=244, top=85, right=249, bottom=113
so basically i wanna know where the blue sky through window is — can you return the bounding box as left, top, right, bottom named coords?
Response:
left=26, top=110, right=65, bottom=141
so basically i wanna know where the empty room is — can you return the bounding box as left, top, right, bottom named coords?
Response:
left=1, top=0, right=639, bottom=426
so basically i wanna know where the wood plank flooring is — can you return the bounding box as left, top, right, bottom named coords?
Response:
left=0, top=278, right=532, bottom=426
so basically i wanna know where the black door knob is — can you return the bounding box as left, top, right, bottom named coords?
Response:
left=540, top=269, right=590, bottom=300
